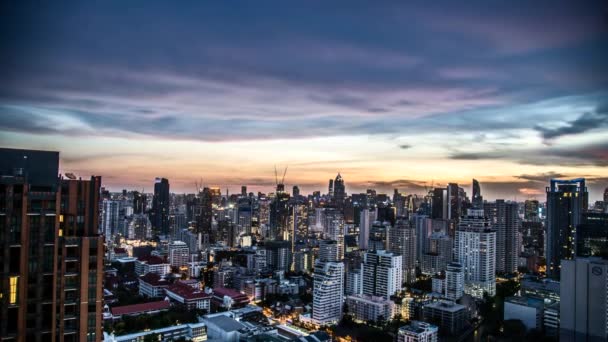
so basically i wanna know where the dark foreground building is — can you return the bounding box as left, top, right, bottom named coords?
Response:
left=0, top=148, right=104, bottom=342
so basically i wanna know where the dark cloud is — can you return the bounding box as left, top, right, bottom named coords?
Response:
left=535, top=102, right=608, bottom=140
left=399, top=144, right=412, bottom=149
left=516, top=172, right=568, bottom=183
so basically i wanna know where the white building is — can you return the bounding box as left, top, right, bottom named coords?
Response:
left=103, top=322, right=207, bottom=342
left=362, top=249, right=402, bottom=300
left=455, top=209, right=496, bottom=298
left=346, top=294, right=394, bottom=322
left=168, top=240, right=190, bottom=268
left=135, top=256, right=171, bottom=277
left=397, top=321, right=439, bottom=342
left=444, top=262, right=464, bottom=301
left=504, top=296, right=544, bottom=331
left=102, top=199, right=121, bottom=238
left=312, top=260, right=344, bottom=326
left=389, top=219, right=417, bottom=284
left=346, top=268, right=362, bottom=296
left=560, top=257, right=608, bottom=341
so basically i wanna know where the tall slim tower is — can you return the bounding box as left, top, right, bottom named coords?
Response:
left=455, top=209, right=496, bottom=298
left=389, top=218, right=417, bottom=284
left=484, top=200, right=519, bottom=273
left=151, top=177, right=170, bottom=235
left=333, top=173, right=346, bottom=208
left=312, top=239, right=344, bottom=326
left=472, top=179, right=483, bottom=209
left=546, top=178, right=588, bottom=279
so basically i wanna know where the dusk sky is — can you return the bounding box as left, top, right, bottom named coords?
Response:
left=1, top=1, right=607, bottom=200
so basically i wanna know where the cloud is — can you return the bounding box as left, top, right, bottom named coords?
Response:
left=516, top=172, right=569, bottom=183
left=399, top=144, right=412, bottom=149
left=535, top=102, right=608, bottom=141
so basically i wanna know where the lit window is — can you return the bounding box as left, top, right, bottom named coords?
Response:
left=9, top=276, right=18, bottom=304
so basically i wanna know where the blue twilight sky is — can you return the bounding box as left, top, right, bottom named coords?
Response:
left=0, top=1, right=607, bottom=200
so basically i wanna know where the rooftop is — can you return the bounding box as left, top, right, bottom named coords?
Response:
left=111, top=300, right=170, bottom=316
left=204, top=315, right=246, bottom=332
left=165, top=282, right=211, bottom=300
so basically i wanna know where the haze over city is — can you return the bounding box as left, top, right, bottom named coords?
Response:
left=1, top=1, right=607, bottom=200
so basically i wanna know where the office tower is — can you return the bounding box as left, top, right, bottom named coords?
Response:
left=0, top=148, right=104, bottom=342
left=328, top=179, right=334, bottom=198
left=397, top=321, right=439, bottom=342
left=359, top=208, right=374, bottom=250
left=444, top=262, right=464, bottom=301
left=431, top=188, right=446, bottom=220
left=521, top=221, right=544, bottom=256
left=289, top=202, right=308, bottom=242
left=168, top=241, right=190, bottom=268
left=362, top=250, right=403, bottom=300
left=269, top=190, right=290, bottom=240
left=127, top=214, right=152, bottom=240
left=471, top=179, right=483, bottom=209
left=484, top=200, right=519, bottom=273
left=318, top=240, right=339, bottom=263
left=312, top=259, right=344, bottom=326
left=546, top=178, right=588, bottom=278
left=333, top=173, right=346, bottom=208
left=241, top=185, right=247, bottom=196
left=524, top=200, right=540, bottom=222
left=151, top=177, right=170, bottom=235
left=389, top=219, right=417, bottom=284
left=237, top=198, right=252, bottom=235
left=102, top=199, right=120, bottom=238
left=447, top=183, right=461, bottom=220
left=421, top=233, right=452, bottom=276
left=264, top=240, right=292, bottom=271
left=560, top=258, right=608, bottom=341
left=369, top=221, right=390, bottom=251
left=292, top=185, right=300, bottom=197
left=324, top=209, right=345, bottom=260
left=197, top=187, right=213, bottom=245
left=576, top=212, right=608, bottom=258
left=455, top=209, right=496, bottom=298
left=132, top=190, right=147, bottom=214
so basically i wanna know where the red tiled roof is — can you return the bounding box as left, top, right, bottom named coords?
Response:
left=140, top=273, right=169, bottom=286
left=111, top=300, right=170, bottom=316
left=213, top=287, right=249, bottom=301
left=165, top=282, right=211, bottom=301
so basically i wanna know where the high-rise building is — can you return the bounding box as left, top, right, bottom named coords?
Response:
left=421, top=233, right=452, bottom=276
left=346, top=294, right=395, bottom=323
left=102, top=199, right=121, bottom=238
left=359, top=208, right=374, bottom=250
left=312, top=242, right=344, bottom=326
left=362, top=250, right=403, bottom=300
left=455, top=209, right=496, bottom=298
left=560, top=257, right=608, bottom=341
left=431, top=188, right=446, bottom=220
left=269, top=190, right=290, bottom=240
left=197, top=187, right=213, bottom=245
left=328, top=179, right=334, bottom=198
left=389, top=218, right=417, bottom=284
left=546, top=178, right=588, bottom=279
left=151, top=177, right=170, bottom=235
left=397, top=321, right=439, bottom=342
left=576, top=212, right=608, bottom=258
left=524, top=200, right=540, bottom=222
left=168, top=241, right=190, bottom=268
left=0, top=148, right=104, bottom=342
left=132, top=190, right=147, bottom=214
left=445, top=262, right=464, bottom=301
left=471, top=179, right=483, bottom=209
left=333, top=173, right=346, bottom=208
left=318, top=240, right=339, bottom=263
left=484, top=200, right=519, bottom=273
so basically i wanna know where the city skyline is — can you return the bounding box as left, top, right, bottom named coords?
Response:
left=1, top=1, right=607, bottom=200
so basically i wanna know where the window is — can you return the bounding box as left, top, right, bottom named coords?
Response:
left=9, top=276, right=18, bottom=304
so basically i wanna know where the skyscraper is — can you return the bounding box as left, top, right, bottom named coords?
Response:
left=455, top=209, right=496, bottom=298
left=472, top=179, right=483, bottom=209
left=576, top=212, right=608, bottom=258
left=102, top=199, right=121, bottom=238
left=359, top=208, right=373, bottom=250
left=389, top=219, right=417, bottom=284
left=560, top=257, right=608, bottom=341
left=132, top=190, right=147, bottom=214
left=151, top=177, right=170, bottom=235
left=546, top=178, right=588, bottom=279
left=333, top=173, right=346, bottom=208
left=362, top=250, right=403, bottom=300
left=484, top=200, right=519, bottom=273
left=312, top=238, right=344, bottom=326
left=0, top=148, right=104, bottom=341
left=524, top=200, right=540, bottom=222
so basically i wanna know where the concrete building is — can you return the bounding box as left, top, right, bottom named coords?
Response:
left=389, top=218, right=417, bottom=284
left=362, top=249, right=403, bottom=300
left=560, top=257, right=608, bottom=341
left=421, top=233, right=452, bottom=276
left=397, top=321, right=439, bottom=342
left=312, top=260, right=344, bottom=326
left=135, top=255, right=171, bottom=276
left=422, top=301, right=467, bottom=336
left=104, top=322, right=206, bottom=342
left=455, top=209, right=496, bottom=298
left=504, top=296, right=544, bottom=331
left=168, top=240, right=190, bottom=268
left=444, top=262, right=464, bottom=301
left=484, top=200, right=520, bottom=274
left=359, top=208, right=374, bottom=250
left=345, top=294, right=395, bottom=323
